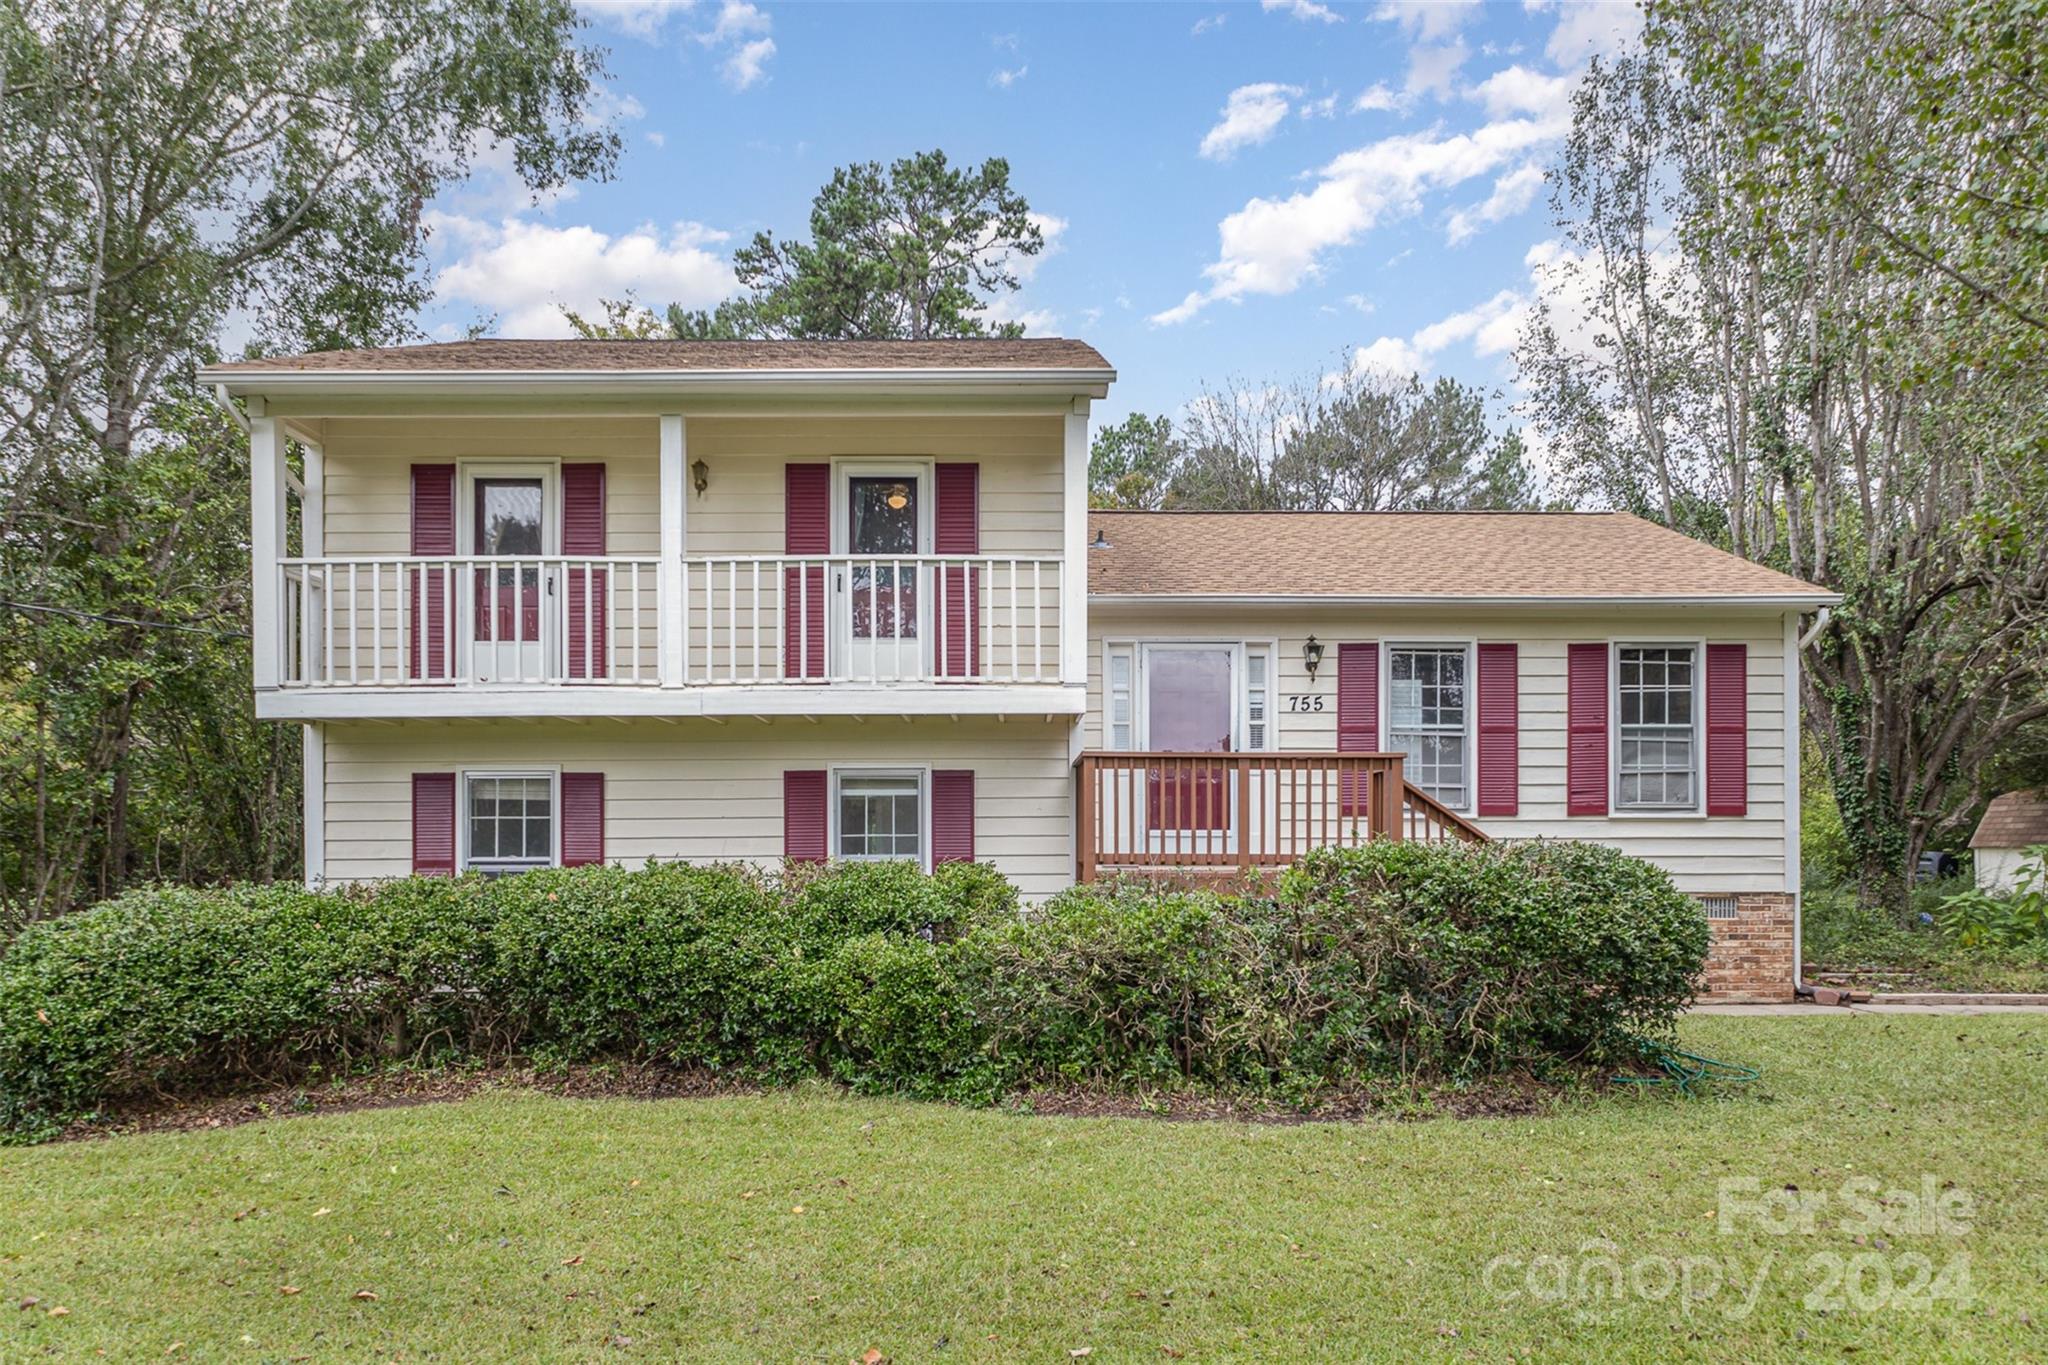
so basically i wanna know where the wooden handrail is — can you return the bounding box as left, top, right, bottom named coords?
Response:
left=1400, top=781, right=1490, bottom=845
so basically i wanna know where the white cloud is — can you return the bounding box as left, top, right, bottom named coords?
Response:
left=1373, top=0, right=1482, bottom=41
left=702, top=0, right=770, bottom=41
left=1299, top=92, right=1340, bottom=119
left=645, top=130, right=668, bottom=148
left=584, top=0, right=698, bottom=40
left=1445, top=160, right=1547, bottom=243
left=1526, top=0, right=1640, bottom=66
left=1155, top=108, right=1571, bottom=323
left=1346, top=287, right=1524, bottom=380
left=1262, top=0, right=1342, bottom=22
left=1403, top=39, right=1470, bottom=99
left=722, top=36, right=776, bottom=89
left=1191, top=12, right=1227, bottom=34
left=991, top=65, right=1028, bottom=89
left=1199, top=83, right=1302, bottom=161
left=435, top=218, right=736, bottom=335
left=1352, top=83, right=1400, bottom=112
left=1470, top=63, right=1576, bottom=120
left=1344, top=292, right=1375, bottom=314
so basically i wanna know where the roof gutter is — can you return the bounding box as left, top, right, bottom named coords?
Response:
left=196, top=365, right=1117, bottom=399
left=1089, top=592, right=1845, bottom=609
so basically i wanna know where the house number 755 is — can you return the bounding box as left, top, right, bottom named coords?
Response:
left=1284, top=694, right=1325, bottom=712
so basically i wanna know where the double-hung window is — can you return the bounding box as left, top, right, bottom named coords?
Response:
left=1387, top=645, right=1469, bottom=809
left=1617, top=645, right=1698, bottom=810
left=835, top=771, right=925, bottom=864
left=463, top=772, right=555, bottom=874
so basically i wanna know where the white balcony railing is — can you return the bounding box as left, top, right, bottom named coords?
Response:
left=272, top=554, right=1064, bottom=689
left=684, top=555, right=1063, bottom=685
left=277, top=557, right=660, bottom=687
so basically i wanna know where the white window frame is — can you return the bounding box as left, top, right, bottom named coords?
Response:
left=828, top=458, right=936, bottom=557
left=456, top=459, right=562, bottom=558
left=1104, top=639, right=1273, bottom=753
left=457, top=767, right=561, bottom=874
left=829, top=766, right=931, bottom=870
left=1610, top=638, right=1707, bottom=817
left=1104, top=641, right=1136, bottom=750
left=1383, top=640, right=1475, bottom=813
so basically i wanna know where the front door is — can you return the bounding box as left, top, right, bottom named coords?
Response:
left=836, top=474, right=926, bottom=681
left=1141, top=645, right=1236, bottom=853
left=466, top=474, right=551, bottom=682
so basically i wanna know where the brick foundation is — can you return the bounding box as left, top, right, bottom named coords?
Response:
left=1700, top=892, right=1798, bottom=1002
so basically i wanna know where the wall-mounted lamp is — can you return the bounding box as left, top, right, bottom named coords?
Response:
left=691, top=458, right=709, bottom=496
left=1302, top=635, right=1325, bottom=680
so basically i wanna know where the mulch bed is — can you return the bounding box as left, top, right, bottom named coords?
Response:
left=53, top=1065, right=1568, bottom=1142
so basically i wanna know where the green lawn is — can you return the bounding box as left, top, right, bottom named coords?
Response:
left=4, top=1016, right=2045, bottom=1362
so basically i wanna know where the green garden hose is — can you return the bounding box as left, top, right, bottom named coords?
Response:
left=1612, top=1039, right=1761, bottom=1094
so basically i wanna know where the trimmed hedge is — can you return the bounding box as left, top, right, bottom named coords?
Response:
left=0, top=842, right=1704, bottom=1137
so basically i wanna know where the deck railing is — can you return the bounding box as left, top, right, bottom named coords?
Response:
left=682, top=555, right=1063, bottom=686
left=277, top=556, right=659, bottom=687
left=272, top=553, right=1065, bottom=690
left=1074, top=751, right=1487, bottom=880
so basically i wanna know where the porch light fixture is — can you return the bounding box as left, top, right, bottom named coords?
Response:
left=691, top=458, right=709, bottom=495
left=885, top=482, right=910, bottom=511
left=1302, top=635, right=1325, bottom=679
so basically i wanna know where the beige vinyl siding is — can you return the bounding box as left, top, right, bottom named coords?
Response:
left=680, top=415, right=1063, bottom=558
left=318, top=417, right=662, bottom=557
left=1085, top=606, right=1792, bottom=894
left=319, top=716, right=1075, bottom=899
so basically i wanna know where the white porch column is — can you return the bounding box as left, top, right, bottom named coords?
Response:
left=249, top=407, right=284, bottom=690
left=1061, top=398, right=1090, bottom=687
left=302, top=721, right=325, bottom=887
left=659, top=413, right=687, bottom=687
left=301, top=440, right=323, bottom=558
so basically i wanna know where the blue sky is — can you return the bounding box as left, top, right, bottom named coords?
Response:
left=422, top=0, right=1637, bottom=432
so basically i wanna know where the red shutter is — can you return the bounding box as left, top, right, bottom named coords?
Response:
left=1705, top=643, right=1748, bottom=816
left=931, top=769, right=975, bottom=863
left=412, top=772, right=456, bottom=877
left=783, top=465, right=829, bottom=680
left=561, top=771, right=605, bottom=866
left=1337, top=642, right=1379, bottom=815
left=934, top=462, right=981, bottom=678
left=409, top=465, right=455, bottom=681
left=1476, top=642, right=1519, bottom=817
left=1567, top=643, right=1610, bottom=816
left=562, top=463, right=608, bottom=680
left=783, top=769, right=828, bottom=862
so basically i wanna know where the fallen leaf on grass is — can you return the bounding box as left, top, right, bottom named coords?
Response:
left=311, top=1208, right=332, bottom=1218
left=1161, top=1350, right=1185, bottom=1360
left=47, top=1306, right=70, bottom=1318
left=561, top=1255, right=584, bottom=1266
left=17, top=1297, right=37, bottom=1311
left=860, top=1351, right=889, bottom=1365
left=279, top=1285, right=301, bottom=1296
left=1070, top=1351, right=1092, bottom=1359
left=790, top=1205, right=805, bottom=1215
left=352, top=1290, right=379, bottom=1301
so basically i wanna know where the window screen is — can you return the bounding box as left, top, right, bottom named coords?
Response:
left=1388, top=646, right=1469, bottom=809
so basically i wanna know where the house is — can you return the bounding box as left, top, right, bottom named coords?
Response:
left=201, top=338, right=1840, bottom=1001
left=1969, top=790, right=2048, bottom=893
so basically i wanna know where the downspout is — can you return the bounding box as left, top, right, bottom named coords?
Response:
left=1797, top=606, right=1832, bottom=651
left=211, top=383, right=250, bottom=435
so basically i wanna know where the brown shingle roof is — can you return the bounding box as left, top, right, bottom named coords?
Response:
left=1086, top=510, right=1835, bottom=601
left=1971, top=790, right=2048, bottom=850
left=203, top=338, right=1112, bottom=374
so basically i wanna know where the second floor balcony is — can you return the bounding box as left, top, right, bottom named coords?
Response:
left=268, top=551, right=1071, bottom=717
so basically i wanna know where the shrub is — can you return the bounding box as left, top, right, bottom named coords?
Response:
left=1938, top=848, right=2048, bottom=949
left=0, top=843, right=1709, bottom=1137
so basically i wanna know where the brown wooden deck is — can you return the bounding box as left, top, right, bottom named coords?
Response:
left=1074, top=751, right=1487, bottom=882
